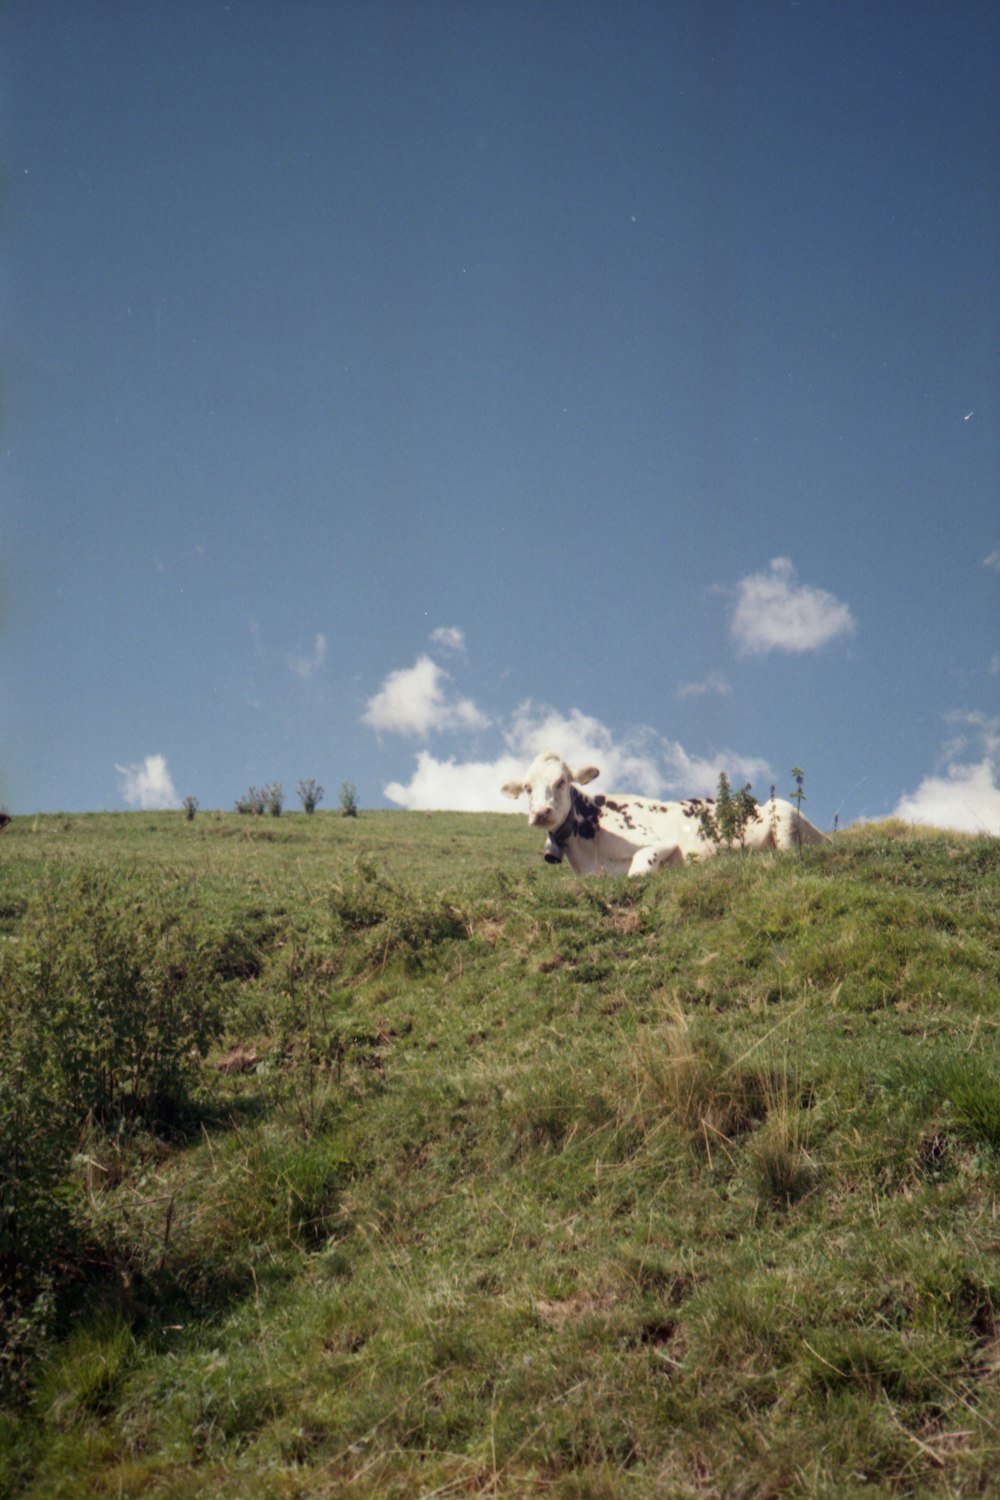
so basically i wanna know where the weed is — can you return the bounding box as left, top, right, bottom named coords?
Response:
left=697, top=771, right=762, bottom=850
left=790, top=766, right=807, bottom=854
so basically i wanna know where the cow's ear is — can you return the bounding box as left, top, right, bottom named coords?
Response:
left=500, top=780, right=525, bottom=800
left=572, top=765, right=600, bottom=785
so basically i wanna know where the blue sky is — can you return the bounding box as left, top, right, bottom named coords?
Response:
left=3, top=0, right=998, bottom=832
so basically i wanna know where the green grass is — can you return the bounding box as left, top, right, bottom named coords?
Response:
left=2, top=811, right=1000, bottom=1496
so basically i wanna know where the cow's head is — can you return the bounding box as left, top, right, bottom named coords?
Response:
left=501, top=751, right=599, bottom=829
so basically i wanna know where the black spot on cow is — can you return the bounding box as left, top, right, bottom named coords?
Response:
left=571, top=785, right=601, bottom=840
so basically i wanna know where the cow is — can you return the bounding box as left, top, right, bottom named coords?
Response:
left=0, top=813, right=9, bottom=832
left=501, top=750, right=826, bottom=877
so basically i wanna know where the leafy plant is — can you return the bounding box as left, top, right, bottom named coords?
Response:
left=265, top=783, right=284, bottom=818
left=0, top=998, right=75, bottom=1324
left=235, top=786, right=266, bottom=816
left=0, top=871, right=227, bottom=1369
left=6, top=873, right=223, bottom=1125
left=697, top=772, right=761, bottom=850
left=339, top=781, right=359, bottom=818
left=183, top=796, right=199, bottom=822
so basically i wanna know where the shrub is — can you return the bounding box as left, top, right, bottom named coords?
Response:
left=297, top=779, right=324, bottom=815
left=265, top=783, right=284, bottom=818
left=0, top=1002, right=75, bottom=1317
left=183, top=796, right=198, bottom=822
left=697, top=772, right=762, bottom=850
left=0, top=871, right=227, bottom=1351
left=0, top=872, right=223, bottom=1127
left=235, top=786, right=267, bottom=816
left=339, top=782, right=359, bottom=818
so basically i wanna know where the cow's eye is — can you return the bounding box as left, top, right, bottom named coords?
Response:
left=555, top=778, right=565, bottom=790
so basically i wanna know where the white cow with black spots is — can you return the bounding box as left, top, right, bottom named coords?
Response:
left=501, top=750, right=826, bottom=877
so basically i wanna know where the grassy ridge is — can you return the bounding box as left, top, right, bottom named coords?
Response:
left=2, top=811, right=1000, bottom=1497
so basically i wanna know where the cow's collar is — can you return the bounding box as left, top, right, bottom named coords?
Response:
left=542, top=805, right=577, bottom=864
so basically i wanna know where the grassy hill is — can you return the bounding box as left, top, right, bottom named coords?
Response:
left=2, top=810, right=1000, bottom=1497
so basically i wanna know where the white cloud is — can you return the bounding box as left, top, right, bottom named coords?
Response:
left=368, top=632, right=776, bottom=813
left=380, top=698, right=773, bottom=810
left=289, top=632, right=327, bottom=680
left=892, top=760, right=1000, bottom=835
left=661, top=740, right=772, bottom=798
left=430, top=626, right=466, bottom=652
left=115, top=754, right=180, bottom=811
left=677, top=671, right=731, bottom=699
left=892, top=714, right=1000, bottom=834
left=730, top=557, right=855, bottom=656
left=363, top=655, right=490, bottom=738
left=507, top=702, right=673, bottom=795
left=385, top=750, right=526, bottom=812
left=983, top=549, right=1000, bottom=572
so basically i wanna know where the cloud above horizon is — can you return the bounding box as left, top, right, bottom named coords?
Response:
left=115, top=753, right=180, bottom=811
left=677, top=671, right=731, bottom=699
left=892, top=760, right=1000, bottom=835
left=288, top=632, right=327, bottom=680
left=363, top=654, right=490, bottom=738
left=430, top=626, right=466, bottom=652
left=730, top=557, right=855, bottom=656
left=891, top=715, right=1000, bottom=834
left=376, top=684, right=771, bottom=813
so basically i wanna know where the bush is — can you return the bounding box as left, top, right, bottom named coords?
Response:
left=697, top=772, right=762, bottom=850
left=12, top=874, right=223, bottom=1124
left=235, top=786, right=267, bottom=816
left=0, top=1007, right=75, bottom=1314
left=298, top=779, right=324, bottom=815
left=0, top=871, right=227, bottom=1353
left=339, top=782, right=359, bottom=818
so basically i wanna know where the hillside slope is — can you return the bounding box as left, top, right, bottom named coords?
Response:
left=2, top=812, right=1000, bottom=1497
